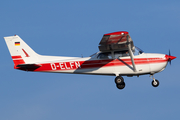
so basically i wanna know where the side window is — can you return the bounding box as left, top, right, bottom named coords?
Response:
left=97, top=52, right=112, bottom=59
left=114, top=50, right=129, bottom=58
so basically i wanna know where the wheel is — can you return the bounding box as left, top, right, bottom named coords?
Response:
left=115, top=76, right=124, bottom=84
left=116, top=82, right=125, bottom=89
left=152, top=79, right=159, bottom=87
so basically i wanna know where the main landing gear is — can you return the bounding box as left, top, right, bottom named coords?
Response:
left=115, top=76, right=125, bottom=89
left=115, top=75, right=160, bottom=90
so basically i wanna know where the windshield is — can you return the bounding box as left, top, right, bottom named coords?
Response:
left=90, top=52, right=97, bottom=58
left=133, top=46, right=144, bottom=55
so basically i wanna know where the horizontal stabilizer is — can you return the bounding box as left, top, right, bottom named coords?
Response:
left=16, top=64, right=41, bottom=71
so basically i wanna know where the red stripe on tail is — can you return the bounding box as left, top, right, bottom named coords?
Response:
left=11, top=55, right=25, bottom=69
left=12, top=56, right=22, bottom=59
left=22, top=49, right=30, bottom=57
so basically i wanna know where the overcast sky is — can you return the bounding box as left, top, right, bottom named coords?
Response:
left=0, top=0, right=180, bottom=120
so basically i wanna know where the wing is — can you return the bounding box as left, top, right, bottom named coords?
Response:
left=98, top=31, right=134, bottom=52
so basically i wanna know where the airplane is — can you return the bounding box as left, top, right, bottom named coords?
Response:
left=4, top=31, right=176, bottom=90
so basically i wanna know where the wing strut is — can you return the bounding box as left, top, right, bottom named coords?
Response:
left=127, top=35, right=137, bottom=72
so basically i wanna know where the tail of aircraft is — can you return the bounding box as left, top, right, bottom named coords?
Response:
left=4, top=35, right=79, bottom=70
left=4, top=35, right=39, bottom=69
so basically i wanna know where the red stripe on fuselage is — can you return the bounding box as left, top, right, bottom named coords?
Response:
left=29, top=57, right=168, bottom=72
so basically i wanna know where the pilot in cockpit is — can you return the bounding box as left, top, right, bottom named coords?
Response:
left=114, top=50, right=129, bottom=58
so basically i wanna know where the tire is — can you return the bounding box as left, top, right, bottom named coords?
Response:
left=115, top=76, right=124, bottom=84
left=116, top=82, right=125, bottom=89
left=152, top=79, right=159, bottom=87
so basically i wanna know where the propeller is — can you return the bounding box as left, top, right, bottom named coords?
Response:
left=168, top=50, right=171, bottom=65
left=167, top=50, right=176, bottom=65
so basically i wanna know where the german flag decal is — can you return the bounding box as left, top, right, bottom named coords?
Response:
left=15, top=42, right=20, bottom=46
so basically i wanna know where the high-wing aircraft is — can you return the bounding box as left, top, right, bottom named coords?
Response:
left=4, top=31, right=176, bottom=89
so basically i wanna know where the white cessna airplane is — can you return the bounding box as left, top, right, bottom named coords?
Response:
left=4, top=31, right=176, bottom=89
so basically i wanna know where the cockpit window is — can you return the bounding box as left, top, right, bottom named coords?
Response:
left=97, top=52, right=112, bottom=59
left=114, top=47, right=144, bottom=58
left=91, top=46, right=144, bottom=59
left=114, top=50, right=129, bottom=58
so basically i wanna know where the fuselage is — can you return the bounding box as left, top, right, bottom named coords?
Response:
left=16, top=50, right=169, bottom=77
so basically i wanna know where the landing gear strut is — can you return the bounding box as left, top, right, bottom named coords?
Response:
left=150, top=75, right=159, bottom=87
left=115, top=76, right=125, bottom=89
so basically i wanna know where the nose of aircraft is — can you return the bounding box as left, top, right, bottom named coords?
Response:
left=166, top=55, right=176, bottom=61
left=169, top=55, right=176, bottom=60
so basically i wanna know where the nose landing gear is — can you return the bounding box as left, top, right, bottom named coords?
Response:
left=150, top=75, right=159, bottom=87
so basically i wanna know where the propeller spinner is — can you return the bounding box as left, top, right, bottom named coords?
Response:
left=166, top=50, right=176, bottom=65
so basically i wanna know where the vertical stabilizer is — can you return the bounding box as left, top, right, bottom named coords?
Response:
left=4, top=35, right=39, bottom=68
